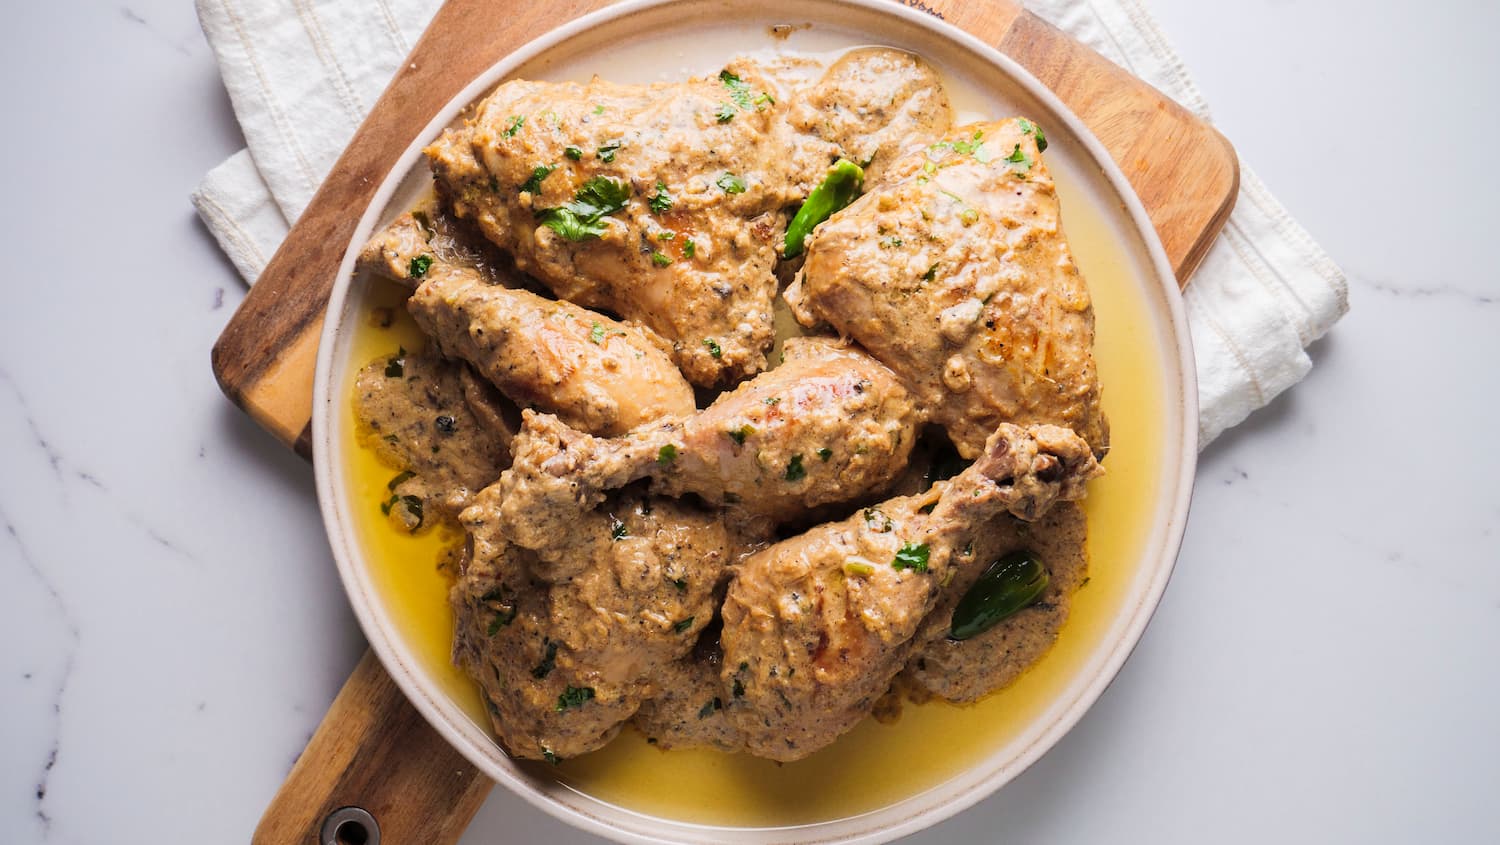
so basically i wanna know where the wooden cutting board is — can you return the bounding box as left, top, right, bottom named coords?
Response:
left=228, top=1, right=1237, bottom=843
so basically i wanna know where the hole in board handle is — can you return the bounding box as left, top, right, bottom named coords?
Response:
left=321, top=806, right=380, bottom=845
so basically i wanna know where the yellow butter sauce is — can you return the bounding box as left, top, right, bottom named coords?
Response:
left=339, top=170, right=1167, bottom=825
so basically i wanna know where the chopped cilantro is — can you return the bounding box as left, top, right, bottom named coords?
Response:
left=716, top=172, right=747, bottom=194
left=564, top=145, right=583, bottom=160
left=408, top=254, right=433, bottom=279
left=589, top=321, right=606, bottom=344
left=387, top=470, right=414, bottom=491
left=727, top=423, right=754, bottom=445
left=816, top=447, right=832, bottom=462
left=763, top=396, right=781, bottom=406
left=596, top=139, right=623, bottom=162
left=697, top=697, right=723, bottom=719
left=1017, top=117, right=1048, bottom=152
left=864, top=507, right=893, bottom=532
left=651, top=251, right=673, bottom=267
left=703, top=338, right=722, bottom=358
left=648, top=181, right=673, bottom=213
left=683, top=238, right=696, bottom=258
left=520, top=164, right=555, bottom=194
left=609, top=516, right=627, bottom=541
left=535, top=176, right=630, bottom=241
left=672, top=616, right=695, bottom=634
left=1004, top=144, right=1033, bottom=173
left=892, top=542, right=931, bottom=573
left=657, top=444, right=678, bottom=465
left=879, top=236, right=903, bottom=249
left=502, top=115, right=525, bottom=137
left=922, top=263, right=940, bottom=282
left=531, top=641, right=558, bottom=679
left=715, top=102, right=737, bottom=123
left=784, top=454, right=806, bottom=482
left=556, top=685, right=595, bottom=712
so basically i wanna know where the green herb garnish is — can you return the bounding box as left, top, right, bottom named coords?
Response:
left=784, top=454, right=806, bottom=482
left=727, top=424, right=754, bottom=445
left=716, top=172, right=747, bottom=194
left=502, top=115, right=525, bottom=137
left=610, top=516, right=627, bottom=541
left=703, top=338, right=722, bottom=358
left=589, top=321, right=606, bottom=345
left=816, top=447, right=832, bottom=462
left=697, top=697, right=723, bottom=719
left=531, top=641, right=558, bottom=679
left=1004, top=144, right=1033, bottom=173
left=651, top=251, right=673, bottom=267
left=387, top=470, right=414, bottom=490
left=1017, top=117, right=1048, bottom=152
left=556, top=685, right=595, bottom=712
left=672, top=617, right=695, bottom=634
left=892, top=541, right=930, bottom=573
left=649, top=181, right=673, bottom=213
left=596, top=139, right=623, bottom=162
left=657, top=444, right=678, bottom=465
left=384, top=346, right=406, bottom=378
left=520, top=164, right=555, bottom=194
left=535, top=176, right=630, bottom=241
left=408, top=254, right=433, bottom=279
left=564, top=145, right=583, bottom=160
left=683, top=239, right=696, bottom=258
left=715, top=102, right=737, bottom=123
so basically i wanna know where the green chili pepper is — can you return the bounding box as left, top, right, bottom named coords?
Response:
left=783, top=158, right=864, bottom=258
left=948, top=551, right=1048, bottom=640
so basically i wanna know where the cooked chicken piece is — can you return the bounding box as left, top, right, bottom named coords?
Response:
left=788, top=47, right=953, bottom=185
left=719, top=423, right=1100, bottom=761
left=631, top=627, right=747, bottom=753
left=490, top=338, right=920, bottom=578
left=786, top=118, right=1108, bottom=459
left=900, top=501, right=1088, bottom=702
left=425, top=61, right=828, bottom=387
left=451, top=484, right=730, bottom=761
left=353, top=350, right=510, bottom=525
left=362, top=214, right=696, bottom=435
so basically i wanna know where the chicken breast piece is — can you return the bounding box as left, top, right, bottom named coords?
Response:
left=788, top=47, right=954, bottom=185
left=490, top=338, right=921, bottom=579
left=786, top=118, right=1108, bottom=459
left=363, top=214, right=696, bottom=435
left=451, top=484, right=730, bottom=761
left=720, top=422, right=1101, bottom=761
left=425, top=61, right=827, bottom=387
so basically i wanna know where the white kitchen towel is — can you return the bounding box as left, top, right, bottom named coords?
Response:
left=191, top=0, right=1347, bottom=445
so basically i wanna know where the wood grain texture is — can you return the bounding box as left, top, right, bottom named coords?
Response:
left=251, top=652, right=491, bottom=845
left=228, top=2, right=1239, bottom=842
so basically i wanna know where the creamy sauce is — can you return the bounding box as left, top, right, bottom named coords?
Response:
left=339, top=42, right=1168, bottom=828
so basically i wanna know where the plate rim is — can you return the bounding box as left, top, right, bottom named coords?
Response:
left=311, top=1, right=1199, bottom=842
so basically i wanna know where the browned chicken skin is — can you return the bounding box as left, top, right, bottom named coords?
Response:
left=425, top=62, right=831, bottom=387
left=362, top=214, right=696, bottom=435
left=720, top=423, right=1101, bottom=761
left=490, top=338, right=920, bottom=579
left=787, top=118, right=1108, bottom=459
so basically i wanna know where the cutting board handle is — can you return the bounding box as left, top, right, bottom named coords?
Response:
left=252, top=652, right=490, bottom=845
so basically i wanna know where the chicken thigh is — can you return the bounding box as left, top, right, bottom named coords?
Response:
left=425, top=62, right=828, bottom=387
left=451, top=484, right=730, bottom=761
left=786, top=118, right=1108, bottom=458
left=719, top=422, right=1100, bottom=761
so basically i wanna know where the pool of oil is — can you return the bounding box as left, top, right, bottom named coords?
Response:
left=337, top=30, right=1171, bottom=830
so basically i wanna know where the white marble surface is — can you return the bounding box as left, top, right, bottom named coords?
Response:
left=2, top=1, right=1496, bottom=843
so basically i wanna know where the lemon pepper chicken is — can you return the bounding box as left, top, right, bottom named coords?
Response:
left=787, top=118, right=1108, bottom=458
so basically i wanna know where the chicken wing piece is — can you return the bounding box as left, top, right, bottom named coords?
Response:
left=451, top=484, right=730, bottom=761
left=719, top=422, right=1101, bottom=762
left=788, top=47, right=953, bottom=185
left=425, top=61, right=824, bottom=387
left=786, top=118, right=1108, bottom=459
left=491, top=338, right=920, bottom=577
left=363, top=214, right=696, bottom=435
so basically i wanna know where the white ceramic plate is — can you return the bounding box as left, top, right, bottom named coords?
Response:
left=313, top=1, right=1198, bottom=842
